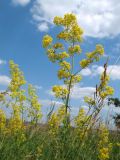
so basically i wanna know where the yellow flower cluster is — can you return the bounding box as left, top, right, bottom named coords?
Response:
left=47, top=49, right=56, bottom=62
left=47, top=49, right=69, bottom=62
left=99, top=74, right=110, bottom=89
left=99, top=86, right=114, bottom=99
left=58, top=52, right=69, bottom=59
left=80, top=44, right=104, bottom=68
left=42, top=13, right=106, bottom=117
left=8, top=60, right=26, bottom=132
left=68, top=45, right=82, bottom=55
left=9, top=105, right=23, bottom=133
left=28, top=84, right=42, bottom=124
left=54, top=13, right=76, bottom=27
left=9, top=60, right=26, bottom=108
left=54, top=13, right=83, bottom=42
left=64, top=75, right=82, bottom=85
left=74, top=108, right=86, bottom=127
left=84, top=96, right=95, bottom=106
left=98, top=71, right=114, bottom=99
left=57, top=105, right=66, bottom=121
left=74, top=108, right=89, bottom=139
left=98, top=124, right=112, bottom=160
left=69, top=24, right=83, bottom=42
left=96, top=44, right=104, bottom=55
left=48, top=106, right=67, bottom=136
left=9, top=60, right=26, bottom=93
left=52, top=85, right=68, bottom=99
left=56, top=24, right=83, bottom=42
left=48, top=112, right=59, bottom=136
left=57, top=61, right=71, bottom=80
left=72, top=75, right=82, bottom=83
left=9, top=116, right=23, bottom=133
left=99, top=148, right=109, bottom=160
left=57, top=31, right=69, bottom=41
left=0, top=109, right=6, bottom=131
left=53, top=16, right=64, bottom=25
left=86, top=45, right=104, bottom=59
left=58, top=69, right=70, bottom=79
left=53, top=43, right=63, bottom=49
left=42, top=35, right=53, bottom=48
left=59, top=61, right=71, bottom=70
left=80, top=59, right=92, bottom=68
left=0, top=93, right=5, bottom=102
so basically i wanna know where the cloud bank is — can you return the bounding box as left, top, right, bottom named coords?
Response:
left=31, top=0, right=120, bottom=37
left=0, top=75, right=11, bottom=86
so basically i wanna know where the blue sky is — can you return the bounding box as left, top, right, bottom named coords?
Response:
left=1, top=0, right=120, bottom=120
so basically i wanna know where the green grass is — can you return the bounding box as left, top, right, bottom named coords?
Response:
left=0, top=126, right=119, bottom=160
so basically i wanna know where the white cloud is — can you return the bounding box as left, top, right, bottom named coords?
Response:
left=0, top=59, right=6, bottom=65
left=31, top=0, right=120, bottom=37
left=91, top=65, right=120, bottom=80
left=40, top=99, right=63, bottom=107
left=80, top=68, right=92, bottom=76
left=34, top=85, right=42, bottom=90
left=12, top=0, right=31, bottom=6
left=71, top=84, right=95, bottom=99
left=37, top=22, right=49, bottom=32
left=0, top=76, right=11, bottom=86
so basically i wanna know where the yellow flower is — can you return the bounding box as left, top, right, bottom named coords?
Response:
left=84, top=96, right=95, bottom=106
left=42, top=35, right=53, bottom=48
left=72, top=75, right=82, bottom=83
left=74, top=108, right=86, bottom=127
left=28, top=84, right=42, bottom=124
left=58, top=52, right=69, bottom=59
left=54, top=13, right=76, bottom=27
left=63, top=13, right=76, bottom=27
left=80, top=59, right=92, bottom=68
left=70, top=24, right=83, bottom=42
left=0, top=109, right=6, bottom=130
left=48, top=112, right=59, bottom=136
left=97, top=70, right=114, bottom=100
left=98, top=124, right=111, bottom=160
left=9, top=112, right=23, bottom=133
left=74, top=108, right=89, bottom=139
left=9, top=60, right=26, bottom=94
left=59, top=61, right=71, bottom=70
left=8, top=60, right=26, bottom=125
left=68, top=45, right=82, bottom=55
left=86, top=45, right=104, bottom=60
left=57, top=31, right=69, bottom=41
left=99, top=148, right=109, bottom=160
left=58, top=69, right=70, bottom=79
left=96, top=44, right=104, bottom=55
left=0, top=93, right=5, bottom=102
left=47, top=49, right=57, bottom=62
left=52, top=85, right=68, bottom=99
left=53, top=43, right=63, bottom=49
left=53, top=16, right=63, bottom=25
left=100, top=86, right=114, bottom=99
left=57, top=105, right=66, bottom=121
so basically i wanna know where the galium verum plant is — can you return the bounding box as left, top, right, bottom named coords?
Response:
left=42, top=13, right=104, bottom=118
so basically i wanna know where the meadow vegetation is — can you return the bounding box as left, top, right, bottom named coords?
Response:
left=0, top=13, right=120, bottom=160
